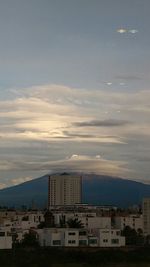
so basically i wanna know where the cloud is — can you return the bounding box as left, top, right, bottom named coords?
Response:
left=11, top=177, right=33, bottom=186
left=61, top=131, right=124, bottom=144
left=115, top=75, right=142, bottom=81
left=129, top=29, right=138, bottom=34
left=73, top=119, right=130, bottom=127
left=116, top=28, right=138, bottom=34
left=70, top=154, right=79, bottom=158
left=0, top=83, right=150, bottom=184
left=0, top=183, right=7, bottom=189
left=47, top=155, right=130, bottom=178
left=0, top=155, right=130, bottom=178
left=62, top=131, right=95, bottom=138
left=0, top=84, right=150, bottom=146
left=117, top=28, right=127, bottom=33
left=95, top=155, right=101, bottom=159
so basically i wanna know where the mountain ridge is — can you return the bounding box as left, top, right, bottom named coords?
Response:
left=0, top=173, right=150, bottom=208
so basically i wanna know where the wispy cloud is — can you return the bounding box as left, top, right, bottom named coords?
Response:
left=0, top=155, right=130, bottom=179
left=0, top=84, right=150, bottom=184
left=115, top=75, right=142, bottom=81
left=11, top=177, right=33, bottom=186
left=0, top=84, right=149, bottom=144
left=73, top=119, right=130, bottom=127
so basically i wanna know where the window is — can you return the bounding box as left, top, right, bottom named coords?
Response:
left=79, top=231, right=87, bottom=236
left=79, top=240, right=87, bottom=246
left=68, top=240, right=76, bottom=244
left=89, top=239, right=97, bottom=244
left=103, top=239, right=108, bottom=243
left=0, top=232, right=5, bottom=236
left=111, top=239, right=119, bottom=244
left=53, top=240, right=61, bottom=246
left=68, top=232, right=76, bottom=235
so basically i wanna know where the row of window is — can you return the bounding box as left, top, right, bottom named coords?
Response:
left=68, top=231, right=87, bottom=236
left=103, top=239, right=119, bottom=244
left=52, top=238, right=119, bottom=246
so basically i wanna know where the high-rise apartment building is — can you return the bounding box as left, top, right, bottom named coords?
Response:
left=48, top=173, right=82, bottom=207
left=143, top=198, right=150, bottom=235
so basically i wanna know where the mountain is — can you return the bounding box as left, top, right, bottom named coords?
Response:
left=0, top=174, right=150, bottom=208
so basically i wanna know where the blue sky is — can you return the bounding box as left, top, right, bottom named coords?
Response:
left=0, top=0, right=150, bottom=187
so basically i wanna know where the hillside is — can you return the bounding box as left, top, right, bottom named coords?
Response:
left=0, top=174, right=150, bottom=208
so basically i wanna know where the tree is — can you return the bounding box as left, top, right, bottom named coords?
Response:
left=67, top=218, right=84, bottom=228
left=122, top=226, right=144, bottom=246
left=21, top=231, right=39, bottom=247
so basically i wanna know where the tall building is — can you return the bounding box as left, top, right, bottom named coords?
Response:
left=48, top=173, right=82, bottom=208
left=143, top=198, right=150, bottom=235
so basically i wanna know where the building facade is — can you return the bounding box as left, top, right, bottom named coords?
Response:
left=0, top=228, right=12, bottom=249
left=97, top=229, right=125, bottom=247
left=48, top=173, right=82, bottom=207
left=143, top=198, right=150, bottom=235
left=35, top=227, right=125, bottom=248
left=114, top=215, right=143, bottom=232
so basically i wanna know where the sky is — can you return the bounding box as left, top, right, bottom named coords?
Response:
left=0, top=0, right=150, bottom=188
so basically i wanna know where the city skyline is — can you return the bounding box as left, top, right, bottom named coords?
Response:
left=0, top=0, right=150, bottom=188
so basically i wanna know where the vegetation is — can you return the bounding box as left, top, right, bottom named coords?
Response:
left=21, top=232, right=39, bottom=247
left=122, top=226, right=144, bottom=246
left=67, top=218, right=84, bottom=228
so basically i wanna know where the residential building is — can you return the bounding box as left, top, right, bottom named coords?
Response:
left=48, top=173, right=82, bottom=207
left=143, top=198, right=150, bottom=235
left=0, top=227, right=12, bottom=249
left=35, top=227, right=125, bottom=248
left=114, top=215, right=143, bottom=232
left=36, top=228, right=88, bottom=247
left=97, top=229, right=125, bottom=247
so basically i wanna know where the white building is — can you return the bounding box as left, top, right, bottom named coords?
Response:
left=35, top=227, right=125, bottom=248
left=0, top=228, right=12, bottom=249
left=36, top=228, right=88, bottom=247
left=143, top=198, right=150, bottom=235
left=12, top=211, right=44, bottom=231
left=114, top=215, right=143, bottom=232
left=97, top=229, right=125, bottom=247
left=53, top=212, right=111, bottom=229
left=81, top=216, right=111, bottom=229
left=48, top=173, right=82, bottom=207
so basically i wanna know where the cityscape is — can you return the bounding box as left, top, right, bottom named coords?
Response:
left=0, top=173, right=150, bottom=251
left=0, top=0, right=150, bottom=266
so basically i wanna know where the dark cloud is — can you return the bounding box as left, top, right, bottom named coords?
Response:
left=63, top=131, right=95, bottom=138
left=115, top=75, right=142, bottom=81
left=73, top=119, right=130, bottom=127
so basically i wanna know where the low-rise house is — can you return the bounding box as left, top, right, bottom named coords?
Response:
left=35, top=227, right=125, bottom=248
left=0, top=227, right=12, bottom=249
left=36, top=228, right=88, bottom=247
left=97, top=229, right=125, bottom=247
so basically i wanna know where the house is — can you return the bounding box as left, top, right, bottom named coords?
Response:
left=35, top=227, right=125, bottom=248
left=97, top=229, right=125, bottom=247
left=114, top=215, right=143, bottom=232
left=0, top=227, right=12, bottom=249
